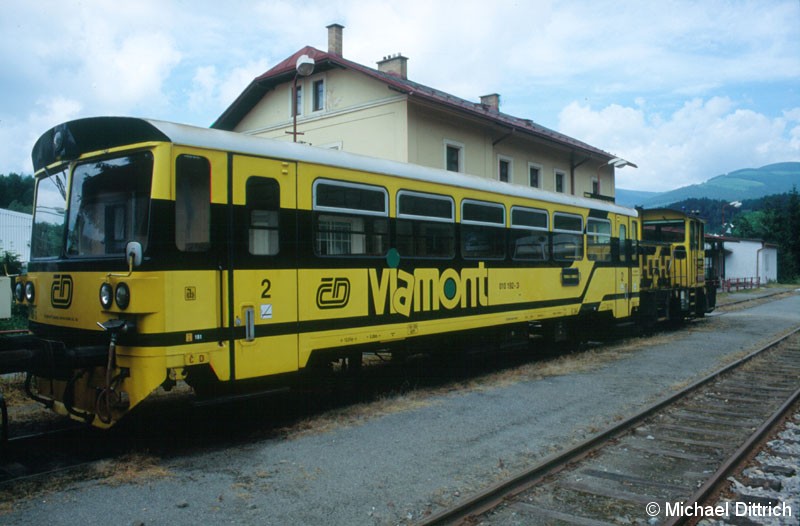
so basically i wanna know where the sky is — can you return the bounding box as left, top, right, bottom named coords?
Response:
left=1, top=0, right=799, bottom=192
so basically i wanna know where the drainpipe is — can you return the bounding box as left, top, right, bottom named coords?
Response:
left=756, top=244, right=764, bottom=285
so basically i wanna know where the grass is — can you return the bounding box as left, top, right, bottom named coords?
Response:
left=0, top=373, right=28, bottom=406
left=93, top=453, right=172, bottom=486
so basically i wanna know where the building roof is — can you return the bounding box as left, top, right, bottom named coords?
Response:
left=212, top=46, right=615, bottom=161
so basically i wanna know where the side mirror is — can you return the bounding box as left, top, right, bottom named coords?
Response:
left=126, top=241, right=143, bottom=267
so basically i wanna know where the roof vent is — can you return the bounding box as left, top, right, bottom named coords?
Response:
left=377, top=53, right=409, bottom=79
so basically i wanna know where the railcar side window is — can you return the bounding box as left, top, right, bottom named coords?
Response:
left=396, top=191, right=455, bottom=258
left=553, top=212, right=584, bottom=261
left=587, top=218, right=612, bottom=262
left=175, top=155, right=211, bottom=252
left=509, top=206, right=549, bottom=261
left=461, top=200, right=505, bottom=259
left=247, top=177, right=280, bottom=256
left=313, top=179, right=388, bottom=256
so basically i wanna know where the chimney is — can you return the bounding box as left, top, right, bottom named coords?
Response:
left=480, top=93, right=500, bottom=112
left=327, top=23, right=344, bottom=56
left=377, top=53, right=409, bottom=80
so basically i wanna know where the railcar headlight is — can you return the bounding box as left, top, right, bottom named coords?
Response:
left=24, top=281, right=35, bottom=302
left=115, top=283, right=130, bottom=310
left=15, top=282, right=25, bottom=303
left=99, top=283, right=114, bottom=309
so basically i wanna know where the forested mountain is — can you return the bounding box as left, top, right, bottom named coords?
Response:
left=668, top=189, right=800, bottom=281
left=617, top=162, right=800, bottom=208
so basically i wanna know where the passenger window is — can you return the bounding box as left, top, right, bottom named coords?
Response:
left=587, top=218, right=612, bottom=262
left=396, top=191, right=455, bottom=258
left=313, top=179, right=388, bottom=256
left=247, top=177, right=280, bottom=256
left=461, top=200, right=505, bottom=259
left=510, top=207, right=549, bottom=261
left=175, top=155, right=210, bottom=252
left=553, top=212, right=583, bottom=261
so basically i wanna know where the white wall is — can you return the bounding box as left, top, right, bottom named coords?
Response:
left=0, top=208, right=32, bottom=262
left=724, top=239, right=777, bottom=283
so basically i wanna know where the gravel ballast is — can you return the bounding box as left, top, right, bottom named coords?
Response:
left=3, top=291, right=800, bottom=525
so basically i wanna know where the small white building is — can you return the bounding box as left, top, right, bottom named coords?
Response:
left=0, top=208, right=32, bottom=262
left=721, top=238, right=778, bottom=284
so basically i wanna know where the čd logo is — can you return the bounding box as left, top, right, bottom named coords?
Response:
left=51, top=274, right=73, bottom=309
left=316, top=277, right=351, bottom=309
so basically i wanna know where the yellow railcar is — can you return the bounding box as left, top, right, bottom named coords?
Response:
left=8, top=117, right=649, bottom=427
left=638, top=208, right=713, bottom=323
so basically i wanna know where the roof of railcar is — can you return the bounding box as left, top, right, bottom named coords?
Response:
left=639, top=208, right=702, bottom=222
left=34, top=116, right=637, bottom=218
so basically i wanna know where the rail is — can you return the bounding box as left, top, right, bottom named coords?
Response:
left=418, top=327, right=800, bottom=526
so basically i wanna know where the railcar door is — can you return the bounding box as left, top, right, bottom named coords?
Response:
left=615, top=217, right=634, bottom=318
left=229, top=155, right=299, bottom=380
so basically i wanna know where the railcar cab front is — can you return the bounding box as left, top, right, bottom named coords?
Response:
left=16, top=118, right=231, bottom=426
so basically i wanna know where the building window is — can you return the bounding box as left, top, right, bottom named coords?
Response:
left=498, top=156, right=513, bottom=183
left=528, top=163, right=541, bottom=188
left=555, top=170, right=566, bottom=193
left=312, top=79, right=325, bottom=112
left=291, top=84, right=303, bottom=117
left=591, top=176, right=599, bottom=195
left=444, top=140, right=464, bottom=173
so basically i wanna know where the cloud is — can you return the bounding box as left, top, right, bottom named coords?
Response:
left=1, top=0, right=798, bottom=186
left=0, top=96, right=82, bottom=175
left=558, top=97, right=800, bottom=191
left=81, top=32, right=182, bottom=111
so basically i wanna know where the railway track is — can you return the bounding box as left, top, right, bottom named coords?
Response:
left=0, top=425, right=109, bottom=485
left=419, top=328, right=800, bottom=526
left=1, top=294, right=796, bottom=509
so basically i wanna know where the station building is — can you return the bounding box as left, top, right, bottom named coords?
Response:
left=214, top=24, right=634, bottom=202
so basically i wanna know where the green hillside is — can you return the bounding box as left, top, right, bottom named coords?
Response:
left=617, top=162, right=800, bottom=208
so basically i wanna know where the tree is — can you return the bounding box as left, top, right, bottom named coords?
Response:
left=0, top=173, right=35, bottom=213
left=731, top=187, right=800, bottom=281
